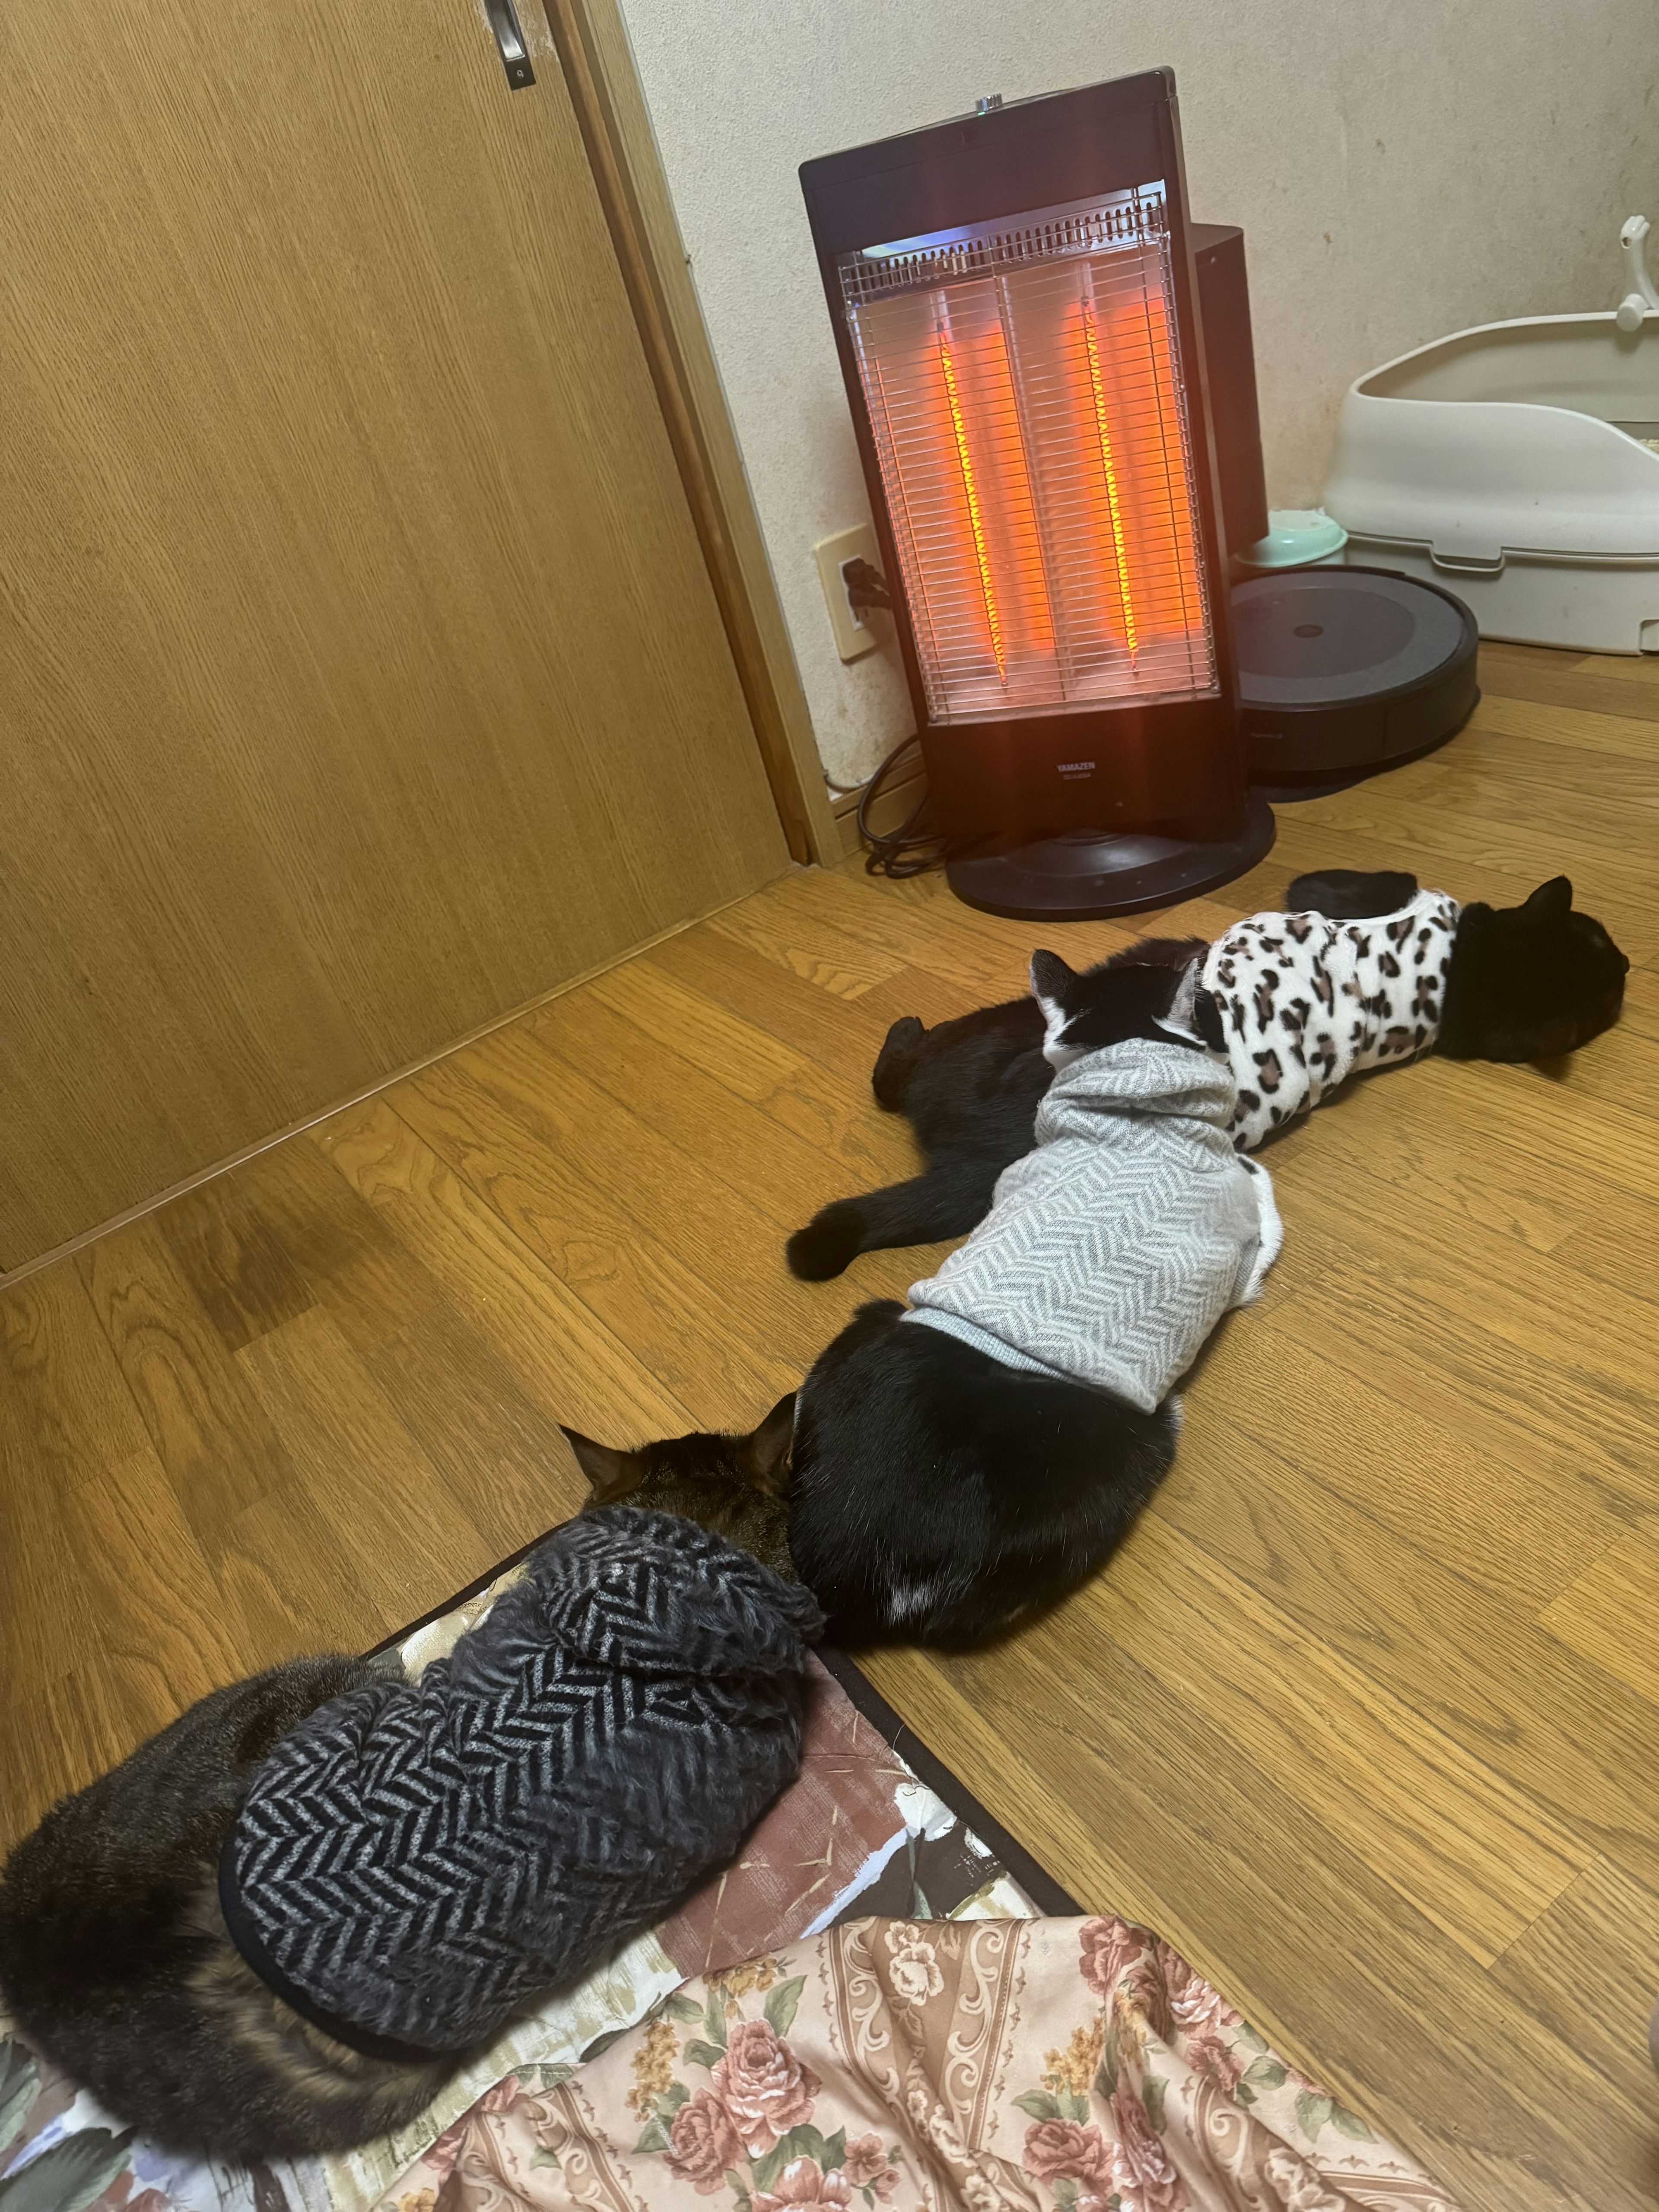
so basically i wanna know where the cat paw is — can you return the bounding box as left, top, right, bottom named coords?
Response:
left=786, top=1205, right=864, bottom=1280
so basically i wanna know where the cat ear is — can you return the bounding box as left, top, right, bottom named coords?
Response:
left=744, top=1393, right=797, bottom=1495
left=1166, top=955, right=1201, bottom=1032
left=561, top=1427, right=641, bottom=1503
left=1522, top=876, right=1573, bottom=925
left=1029, top=949, right=1076, bottom=1002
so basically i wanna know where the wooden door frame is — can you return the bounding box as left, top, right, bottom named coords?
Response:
left=538, top=0, right=838, bottom=867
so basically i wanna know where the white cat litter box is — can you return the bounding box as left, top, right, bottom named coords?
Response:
left=1322, top=222, right=1659, bottom=654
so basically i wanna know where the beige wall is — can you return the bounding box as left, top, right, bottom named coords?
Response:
left=613, top=0, right=1659, bottom=788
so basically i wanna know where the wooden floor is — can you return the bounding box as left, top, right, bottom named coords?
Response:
left=5, top=640, right=1659, bottom=2207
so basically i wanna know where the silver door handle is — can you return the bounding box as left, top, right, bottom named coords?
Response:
left=483, top=0, right=536, bottom=87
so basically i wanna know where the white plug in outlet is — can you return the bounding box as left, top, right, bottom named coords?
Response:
left=814, top=523, right=882, bottom=661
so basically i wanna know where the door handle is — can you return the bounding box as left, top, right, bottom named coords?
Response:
left=483, top=0, right=536, bottom=87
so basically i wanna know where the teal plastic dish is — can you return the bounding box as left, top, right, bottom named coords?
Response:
left=1239, top=508, right=1350, bottom=570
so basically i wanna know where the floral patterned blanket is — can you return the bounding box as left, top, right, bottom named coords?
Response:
left=377, top=1915, right=1462, bottom=2212
left=0, top=1551, right=1459, bottom=2212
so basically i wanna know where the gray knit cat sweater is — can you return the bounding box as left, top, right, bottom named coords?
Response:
left=219, top=1509, right=822, bottom=2057
left=904, top=1036, right=1281, bottom=1412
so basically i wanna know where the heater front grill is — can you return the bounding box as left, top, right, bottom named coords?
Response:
left=841, top=187, right=1217, bottom=725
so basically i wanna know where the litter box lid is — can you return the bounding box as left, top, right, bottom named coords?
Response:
left=1232, top=567, right=1479, bottom=784
left=1324, top=312, right=1659, bottom=561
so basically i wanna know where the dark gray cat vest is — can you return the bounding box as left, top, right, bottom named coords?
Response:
left=219, top=1509, right=820, bottom=2057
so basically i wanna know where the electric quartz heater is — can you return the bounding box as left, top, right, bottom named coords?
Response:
left=801, top=72, right=1274, bottom=918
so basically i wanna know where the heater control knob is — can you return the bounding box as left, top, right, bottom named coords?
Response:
left=974, top=94, right=1004, bottom=113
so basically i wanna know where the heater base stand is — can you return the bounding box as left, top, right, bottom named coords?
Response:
left=944, top=795, right=1276, bottom=922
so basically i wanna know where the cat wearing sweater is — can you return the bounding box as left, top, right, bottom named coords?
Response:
left=0, top=1411, right=817, bottom=2160
left=788, top=960, right=1280, bottom=1648
left=787, top=867, right=1628, bottom=1279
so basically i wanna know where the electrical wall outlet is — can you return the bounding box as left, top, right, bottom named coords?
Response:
left=814, top=523, right=882, bottom=661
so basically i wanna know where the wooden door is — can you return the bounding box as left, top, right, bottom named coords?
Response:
left=0, top=0, right=790, bottom=1270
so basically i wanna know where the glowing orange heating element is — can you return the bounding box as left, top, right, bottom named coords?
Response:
left=1078, top=298, right=1139, bottom=662
left=845, top=202, right=1216, bottom=721
left=936, top=329, right=1006, bottom=681
left=1137, top=282, right=1206, bottom=632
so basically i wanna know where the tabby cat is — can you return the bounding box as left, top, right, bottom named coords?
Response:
left=0, top=1410, right=809, bottom=2160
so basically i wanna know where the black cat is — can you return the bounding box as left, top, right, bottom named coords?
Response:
left=787, top=1297, right=1179, bottom=1649
left=786, top=949, right=1205, bottom=1280
left=786, top=869, right=1628, bottom=1280
left=0, top=1411, right=815, bottom=2161
left=785, top=953, right=1255, bottom=1649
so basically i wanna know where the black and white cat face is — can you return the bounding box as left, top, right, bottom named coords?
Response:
left=1030, top=949, right=1204, bottom=1070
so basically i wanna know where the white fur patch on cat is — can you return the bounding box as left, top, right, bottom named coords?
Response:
left=1237, top=1156, right=1284, bottom=1301
left=1036, top=992, right=1083, bottom=1070
left=1151, top=956, right=1204, bottom=1046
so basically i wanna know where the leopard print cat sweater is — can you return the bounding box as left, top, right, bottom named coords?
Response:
left=1198, top=887, right=1461, bottom=1151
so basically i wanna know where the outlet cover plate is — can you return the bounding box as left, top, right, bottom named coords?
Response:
left=814, top=523, right=880, bottom=661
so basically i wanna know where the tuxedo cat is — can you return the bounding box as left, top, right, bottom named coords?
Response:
left=0, top=1412, right=815, bottom=2161
left=786, top=868, right=1627, bottom=1280
left=788, top=954, right=1276, bottom=1649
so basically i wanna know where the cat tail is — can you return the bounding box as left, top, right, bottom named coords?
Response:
left=785, top=1155, right=1001, bottom=1281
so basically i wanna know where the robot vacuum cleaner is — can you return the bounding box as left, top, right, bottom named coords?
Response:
left=1232, top=566, right=1479, bottom=794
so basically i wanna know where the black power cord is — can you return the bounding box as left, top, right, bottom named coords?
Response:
left=839, top=557, right=950, bottom=878
left=855, top=732, right=951, bottom=878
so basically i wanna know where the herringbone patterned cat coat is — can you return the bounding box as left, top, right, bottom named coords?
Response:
left=219, top=1510, right=821, bottom=2054
left=905, top=1038, right=1281, bottom=1412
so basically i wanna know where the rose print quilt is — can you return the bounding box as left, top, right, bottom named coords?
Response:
left=376, top=1915, right=1462, bottom=2212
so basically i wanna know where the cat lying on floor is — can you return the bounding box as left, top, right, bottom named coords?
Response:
left=0, top=1414, right=817, bottom=2160
left=787, top=961, right=1281, bottom=1648
left=560, top=1390, right=797, bottom=1581
left=787, top=867, right=1629, bottom=1280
